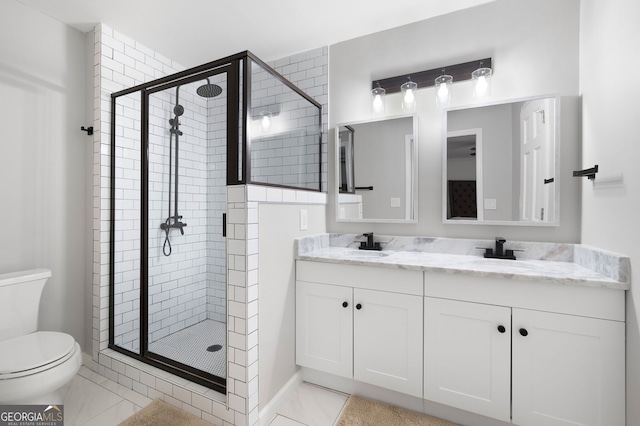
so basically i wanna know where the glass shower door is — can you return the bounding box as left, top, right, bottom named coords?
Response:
left=144, top=71, right=229, bottom=387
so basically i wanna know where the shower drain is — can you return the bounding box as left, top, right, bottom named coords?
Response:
left=207, top=344, right=223, bottom=352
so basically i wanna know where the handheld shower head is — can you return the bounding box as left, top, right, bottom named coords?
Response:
left=196, top=78, right=223, bottom=98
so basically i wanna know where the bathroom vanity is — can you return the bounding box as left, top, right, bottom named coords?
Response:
left=295, top=234, right=628, bottom=426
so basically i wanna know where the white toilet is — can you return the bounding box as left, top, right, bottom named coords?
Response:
left=0, top=269, right=82, bottom=404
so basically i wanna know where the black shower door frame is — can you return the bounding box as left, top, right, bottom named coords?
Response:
left=109, top=50, right=322, bottom=395
left=109, top=59, right=240, bottom=394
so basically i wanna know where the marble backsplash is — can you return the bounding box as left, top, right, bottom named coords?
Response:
left=295, top=233, right=630, bottom=284
left=574, top=244, right=630, bottom=283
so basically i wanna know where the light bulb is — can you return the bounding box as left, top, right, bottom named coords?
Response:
left=400, top=80, right=418, bottom=111
left=404, top=89, right=415, bottom=105
left=372, top=94, right=383, bottom=113
left=434, top=74, right=453, bottom=107
left=475, top=76, right=488, bottom=97
left=371, top=85, right=386, bottom=114
left=261, top=115, right=270, bottom=131
left=437, top=84, right=449, bottom=103
left=472, top=66, right=492, bottom=99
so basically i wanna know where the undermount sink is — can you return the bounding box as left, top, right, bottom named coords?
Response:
left=471, top=258, right=540, bottom=271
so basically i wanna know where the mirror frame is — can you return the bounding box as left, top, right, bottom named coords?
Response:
left=442, top=94, right=561, bottom=226
left=335, top=113, right=419, bottom=223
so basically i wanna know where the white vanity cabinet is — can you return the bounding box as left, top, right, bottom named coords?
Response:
left=511, top=308, right=625, bottom=426
left=424, top=273, right=625, bottom=426
left=296, top=261, right=423, bottom=397
left=296, top=281, right=353, bottom=378
left=423, top=297, right=512, bottom=422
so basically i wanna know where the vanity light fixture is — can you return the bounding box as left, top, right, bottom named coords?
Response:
left=472, top=61, right=492, bottom=99
left=370, top=57, right=492, bottom=109
left=400, top=77, right=418, bottom=111
left=371, top=82, right=386, bottom=114
left=435, top=70, right=453, bottom=107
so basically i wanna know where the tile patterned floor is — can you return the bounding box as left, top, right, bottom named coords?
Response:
left=149, top=319, right=227, bottom=378
left=269, top=383, right=349, bottom=426
left=60, top=366, right=152, bottom=426
left=61, top=366, right=347, bottom=426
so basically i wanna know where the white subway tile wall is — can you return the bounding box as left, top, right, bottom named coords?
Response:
left=249, top=61, right=322, bottom=189
left=112, top=91, right=142, bottom=352
left=110, top=47, right=223, bottom=352
left=94, top=23, right=328, bottom=425
left=267, top=49, right=328, bottom=191
left=206, top=74, right=230, bottom=322
left=146, top=80, right=211, bottom=344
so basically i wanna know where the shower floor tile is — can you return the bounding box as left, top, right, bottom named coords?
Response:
left=148, top=319, right=226, bottom=378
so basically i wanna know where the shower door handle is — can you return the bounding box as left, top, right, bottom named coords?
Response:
left=223, top=213, right=227, bottom=237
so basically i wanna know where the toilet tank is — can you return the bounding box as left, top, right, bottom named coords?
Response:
left=0, top=269, right=52, bottom=342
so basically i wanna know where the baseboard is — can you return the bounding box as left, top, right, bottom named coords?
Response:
left=259, top=369, right=303, bottom=425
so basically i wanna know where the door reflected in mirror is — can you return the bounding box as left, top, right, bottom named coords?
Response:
left=336, top=114, right=417, bottom=223
left=443, top=95, right=559, bottom=226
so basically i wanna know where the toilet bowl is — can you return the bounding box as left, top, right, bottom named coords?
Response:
left=0, top=269, right=82, bottom=404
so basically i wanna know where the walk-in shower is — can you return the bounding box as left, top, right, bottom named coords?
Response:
left=109, top=52, right=322, bottom=393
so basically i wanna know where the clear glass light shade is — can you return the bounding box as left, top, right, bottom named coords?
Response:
left=472, top=67, right=492, bottom=99
left=371, top=86, right=386, bottom=114
left=435, top=75, right=453, bottom=107
left=401, top=81, right=418, bottom=111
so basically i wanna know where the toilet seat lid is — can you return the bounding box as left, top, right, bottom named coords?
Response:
left=0, top=331, right=75, bottom=374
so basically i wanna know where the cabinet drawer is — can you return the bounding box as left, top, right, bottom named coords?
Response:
left=297, top=260, right=423, bottom=296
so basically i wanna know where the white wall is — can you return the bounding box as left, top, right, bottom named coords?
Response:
left=258, top=203, right=326, bottom=408
left=256, top=47, right=330, bottom=411
left=85, top=31, right=97, bottom=354
left=0, top=0, right=87, bottom=349
left=329, top=0, right=581, bottom=242
left=579, top=0, right=640, bottom=423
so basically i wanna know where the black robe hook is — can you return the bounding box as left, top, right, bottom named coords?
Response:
left=81, top=126, right=94, bottom=135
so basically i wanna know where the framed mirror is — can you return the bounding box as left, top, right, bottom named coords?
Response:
left=443, top=95, right=560, bottom=226
left=336, top=114, right=418, bottom=223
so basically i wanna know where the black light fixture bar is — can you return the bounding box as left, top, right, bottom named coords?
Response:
left=372, top=57, right=492, bottom=94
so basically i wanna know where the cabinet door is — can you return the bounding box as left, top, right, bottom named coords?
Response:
left=512, top=309, right=625, bottom=426
left=423, top=297, right=511, bottom=422
left=296, top=281, right=353, bottom=378
left=353, top=288, right=423, bottom=397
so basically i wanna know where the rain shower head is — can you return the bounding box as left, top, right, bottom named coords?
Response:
left=196, top=78, right=223, bottom=98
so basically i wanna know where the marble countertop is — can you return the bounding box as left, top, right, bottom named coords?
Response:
left=295, top=235, right=630, bottom=290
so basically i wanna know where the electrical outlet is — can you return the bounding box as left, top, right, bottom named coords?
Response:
left=390, top=198, right=401, bottom=208
left=300, top=209, right=308, bottom=230
left=484, top=198, right=497, bottom=210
